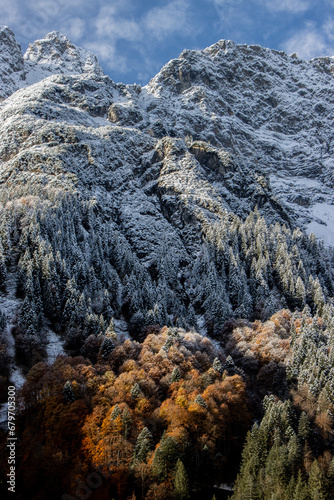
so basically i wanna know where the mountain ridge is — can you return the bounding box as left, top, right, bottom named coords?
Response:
left=1, top=28, right=334, bottom=245
left=0, top=26, right=104, bottom=100
left=0, top=26, right=333, bottom=357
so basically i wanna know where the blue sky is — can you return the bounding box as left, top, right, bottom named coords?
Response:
left=1, top=0, right=333, bottom=84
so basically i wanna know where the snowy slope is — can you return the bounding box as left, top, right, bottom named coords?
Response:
left=0, top=27, right=333, bottom=249
left=23, top=31, right=104, bottom=85
left=0, top=27, right=333, bottom=375
left=109, top=40, right=334, bottom=243
left=0, top=26, right=25, bottom=100
left=0, top=28, right=333, bottom=249
left=0, top=28, right=104, bottom=100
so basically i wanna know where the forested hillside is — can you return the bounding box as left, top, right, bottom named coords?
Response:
left=0, top=28, right=333, bottom=499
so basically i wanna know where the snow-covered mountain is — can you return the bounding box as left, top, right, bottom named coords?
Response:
left=0, top=28, right=333, bottom=379
left=0, top=27, right=104, bottom=100
left=1, top=28, right=333, bottom=245
left=1, top=28, right=334, bottom=498
left=109, top=40, right=334, bottom=244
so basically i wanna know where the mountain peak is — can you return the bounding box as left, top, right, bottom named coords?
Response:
left=0, top=27, right=106, bottom=100
left=0, top=26, right=24, bottom=100
left=23, top=30, right=104, bottom=83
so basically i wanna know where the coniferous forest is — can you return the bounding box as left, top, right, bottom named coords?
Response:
left=0, top=190, right=333, bottom=499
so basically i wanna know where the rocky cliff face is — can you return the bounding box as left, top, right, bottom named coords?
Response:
left=23, top=31, right=104, bottom=85
left=0, top=27, right=104, bottom=100
left=0, top=27, right=25, bottom=100
left=1, top=30, right=333, bottom=245
left=108, top=40, right=334, bottom=243
left=0, top=29, right=333, bottom=369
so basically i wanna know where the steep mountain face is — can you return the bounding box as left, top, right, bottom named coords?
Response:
left=0, top=27, right=25, bottom=100
left=23, top=30, right=104, bottom=85
left=1, top=31, right=333, bottom=240
left=1, top=28, right=334, bottom=500
left=0, top=29, right=333, bottom=376
left=0, top=27, right=104, bottom=100
left=109, top=40, right=334, bottom=243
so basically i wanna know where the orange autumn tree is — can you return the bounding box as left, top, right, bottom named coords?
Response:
left=82, top=327, right=251, bottom=493
left=17, top=326, right=252, bottom=499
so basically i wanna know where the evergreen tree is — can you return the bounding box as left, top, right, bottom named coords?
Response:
left=213, top=357, right=223, bottom=373
left=174, top=459, right=190, bottom=500
left=100, top=336, right=114, bottom=359
left=298, top=412, right=310, bottom=442
left=293, top=471, right=309, bottom=500
left=122, top=407, right=132, bottom=439
left=171, top=366, right=181, bottom=383
left=133, top=427, right=153, bottom=463
left=195, top=394, right=207, bottom=408
left=153, top=433, right=179, bottom=481
left=111, top=404, right=121, bottom=420
left=224, top=355, right=236, bottom=374
left=308, top=460, right=326, bottom=500
left=131, top=382, right=141, bottom=400
left=0, top=311, right=7, bottom=333
left=63, top=381, right=75, bottom=403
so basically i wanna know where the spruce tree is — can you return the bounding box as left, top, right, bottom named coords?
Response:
left=122, top=407, right=132, bottom=438
left=130, top=382, right=141, bottom=400
left=174, top=459, right=190, bottom=500
left=308, top=460, right=326, bottom=500
left=298, top=412, right=310, bottom=442
left=293, top=471, right=309, bottom=500
left=133, top=427, right=153, bottom=463
left=100, top=336, right=114, bottom=359
left=195, top=394, right=207, bottom=408
left=212, top=357, right=223, bottom=373
left=63, top=381, right=75, bottom=403
left=153, top=433, right=179, bottom=481
left=171, top=366, right=181, bottom=383
left=111, top=404, right=121, bottom=420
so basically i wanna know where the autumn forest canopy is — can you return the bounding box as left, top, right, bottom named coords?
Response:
left=0, top=191, right=333, bottom=499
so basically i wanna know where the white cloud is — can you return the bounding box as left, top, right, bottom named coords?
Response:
left=324, top=18, right=334, bottom=41
left=84, top=0, right=192, bottom=75
left=30, top=0, right=60, bottom=18
left=282, top=23, right=334, bottom=59
left=61, top=17, right=86, bottom=40
left=210, top=0, right=242, bottom=5
left=261, top=0, right=310, bottom=13
left=144, top=0, right=191, bottom=40
left=94, top=5, right=141, bottom=42
left=211, top=0, right=310, bottom=14
left=0, top=0, right=21, bottom=27
left=85, top=40, right=128, bottom=73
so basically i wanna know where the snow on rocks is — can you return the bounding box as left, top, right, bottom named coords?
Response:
left=113, top=317, right=131, bottom=341
left=0, top=26, right=334, bottom=254
left=23, top=31, right=104, bottom=86
left=0, top=294, right=25, bottom=390
left=0, top=28, right=105, bottom=102
left=0, top=26, right=25, bottom=100
left=44, top=327, right=65, bottom=365
left=269, top=175, right=334, bottom=246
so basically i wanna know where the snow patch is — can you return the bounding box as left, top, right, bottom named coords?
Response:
left=0, top=293, right=25, bottom=428
left=0, top=294, right=25, bottom=388
left=196, top=315, right=207, bottom=336
left=270, top=174, right=334, bottom=247
left=307, top=203, right=334, bottom=247
left=114, top=317, right=130, bottom=341
left=45, top=328, right=65, bottom=364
